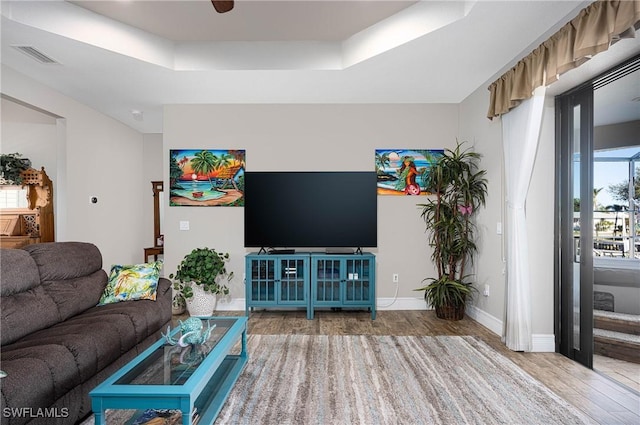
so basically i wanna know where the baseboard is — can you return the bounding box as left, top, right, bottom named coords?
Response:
left=464, top=306, right=555, bottom=352
left=376, top=297, right=428, bottom=310
left=216, top=297, right=429, bottom=311
left=216, top=297, right=246, bottom=311
left=465, top=304, right=503, bottom=336
left=531, top=334, right=555, bottom=352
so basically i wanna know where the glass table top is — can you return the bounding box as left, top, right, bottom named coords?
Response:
left=114, top=317, right=238, bottom=386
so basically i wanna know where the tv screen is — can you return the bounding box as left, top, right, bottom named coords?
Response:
left=244, top=171, right=377, bottom=249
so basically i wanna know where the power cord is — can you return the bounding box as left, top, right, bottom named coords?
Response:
left=377, top=278, right=399, bottom=308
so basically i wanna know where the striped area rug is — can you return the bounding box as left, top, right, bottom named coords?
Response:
left=215, top=335, right=595, bottom=425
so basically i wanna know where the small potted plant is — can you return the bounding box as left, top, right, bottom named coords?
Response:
left=415, top=141, right=487, bottom=320
left=0, top=153, right=31, bottom=185
left=170, top=247, right=233, bottom=316
left=171, top=287, right=188, bottom=315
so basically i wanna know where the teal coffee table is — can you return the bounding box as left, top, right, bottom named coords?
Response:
left=90, top=317, right=247, bottom=425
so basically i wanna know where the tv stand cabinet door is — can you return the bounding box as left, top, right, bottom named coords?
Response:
left=310, top=254, right=376, bottom=320
left=246, top=256, right=277, bottom=314
left=245, top=253, right=310, bottom=317
left=343, top=256, right=375, bottom=314
left=312, top=257, right=342, bottom=307
left=277, top=256, right=309, bottom=307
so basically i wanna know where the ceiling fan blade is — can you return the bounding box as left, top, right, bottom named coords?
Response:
left=211, top=0, right=234, bottom=13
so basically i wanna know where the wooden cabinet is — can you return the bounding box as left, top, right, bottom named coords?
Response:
left=245, top=252, right=376, bottom=320
left=143, top=181, right=164, bottom=261
left=0, top=167, right=54, bottom=249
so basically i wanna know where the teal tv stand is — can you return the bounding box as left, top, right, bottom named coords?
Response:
left=245, top=252, right=376, bottom=320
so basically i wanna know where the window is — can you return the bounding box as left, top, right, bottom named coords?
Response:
left=0, top=186, right=28, bottom=209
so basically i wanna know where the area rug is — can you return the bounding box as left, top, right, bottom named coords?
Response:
left=83, top=335, right=595, bottom=425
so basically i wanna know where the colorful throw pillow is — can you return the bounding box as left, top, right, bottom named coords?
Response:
left=99, top=261, right=162, bottom=305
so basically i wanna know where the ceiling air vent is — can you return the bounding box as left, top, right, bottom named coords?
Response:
left=11, top=45, right=60, bottom=64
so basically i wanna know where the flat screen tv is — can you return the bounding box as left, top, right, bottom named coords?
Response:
left=244, top=171, right=377, bottom=250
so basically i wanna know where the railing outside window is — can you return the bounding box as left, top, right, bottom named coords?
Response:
left=590, top=147, right=639, bottom=260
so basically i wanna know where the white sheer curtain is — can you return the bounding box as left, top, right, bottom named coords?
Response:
left=502, top=86, right=547, bottom=352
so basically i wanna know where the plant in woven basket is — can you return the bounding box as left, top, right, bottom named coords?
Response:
left=415, top=141, right=487, bottom=320
left=170, top=247, right=233, bottom=300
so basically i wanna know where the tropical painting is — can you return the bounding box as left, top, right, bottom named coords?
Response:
left=375, top=149, right=443, bottom=195
left=169, top=149, right=245, bottom=206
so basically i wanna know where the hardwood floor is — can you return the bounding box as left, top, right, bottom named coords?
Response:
left=594, top=354, right=640, bottom=393
left=199, top=309, right=640, bottom=424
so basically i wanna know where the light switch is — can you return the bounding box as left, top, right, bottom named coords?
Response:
left=179, top=221, right=190, bottom=231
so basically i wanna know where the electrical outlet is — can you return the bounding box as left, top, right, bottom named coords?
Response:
left=179, top=221, right=190, bottom=231
left=483, top=285, right=490, bottom=297
left=392, top=273, right=399, bottom=283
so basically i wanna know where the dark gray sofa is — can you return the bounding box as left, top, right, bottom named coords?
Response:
left=0, top=242, right=172, bottom=425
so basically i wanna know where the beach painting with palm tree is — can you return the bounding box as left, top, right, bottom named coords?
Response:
left=375, top=149, right=443, bottom=195
left=169, top=149, right=245, bottom=206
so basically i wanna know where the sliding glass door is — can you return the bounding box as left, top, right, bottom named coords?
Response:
left=556, top=85, right=594, bottom=368
left=556, top=54, right=640, bottom=371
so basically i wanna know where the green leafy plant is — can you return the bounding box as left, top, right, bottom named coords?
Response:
left=172, top=284, right=191, bottom=301
left=415, top=141, right=487, bottom=319
left=421, top=276, right=476, bottom=309
left=169, top=247, right=233, bottom=299
left=0, top=153, right=31, bottom=185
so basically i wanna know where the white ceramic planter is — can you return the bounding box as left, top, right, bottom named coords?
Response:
left=186, top=284, right=218, bottom=316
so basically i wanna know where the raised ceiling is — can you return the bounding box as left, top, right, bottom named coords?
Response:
left=69, top=0, right=420, bottom=42
left=1, top=0, right=638, bottom=133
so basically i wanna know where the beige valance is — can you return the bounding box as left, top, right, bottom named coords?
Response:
left=487, top=0, right=640, bottom=119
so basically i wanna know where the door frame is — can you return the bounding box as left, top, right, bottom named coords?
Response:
left=554, top=54, right=640, bottom=368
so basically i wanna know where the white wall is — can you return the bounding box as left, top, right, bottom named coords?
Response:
left=1, top=97, right=58, bottom=181
left=2, top=66, right=149, bottom=269
left=142, top=133, right=164, bottom=252
left=163, top=104, right=460, bottom=307
left=1, top=97, right=60, bottom=233
left=458, top=86, right=507, bottom=335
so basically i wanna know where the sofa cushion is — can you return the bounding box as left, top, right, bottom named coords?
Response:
left=1, top=344, right=81, bottom=410
left=24, top=242, right=103, bottom=281
left=24, top=242, right=108, bottom=322
left=0, top=249, right=40, bottom=296
left=89, top=277, right=173, bottom=344
left=0, top=249, right=60, bottom=346
left=7, top=317, right=129, bottom=384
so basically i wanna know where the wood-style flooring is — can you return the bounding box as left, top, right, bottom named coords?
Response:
left=188, top=310, right=640, bottom=424
left=594, top=354, right=640, bottom=393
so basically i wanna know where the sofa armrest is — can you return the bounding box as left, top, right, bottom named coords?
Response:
left=158, top=277, right=172, bottom=297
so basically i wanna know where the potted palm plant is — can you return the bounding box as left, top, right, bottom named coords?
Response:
left=170, top=247, right=233, bottom=316
left=415, top=141, right=487, bottom=320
